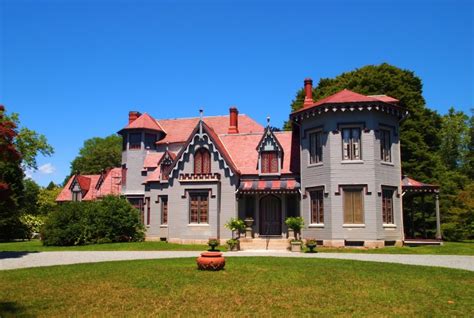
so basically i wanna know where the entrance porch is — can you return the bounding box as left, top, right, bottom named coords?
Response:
left=236, top=179, right=300, bottom=238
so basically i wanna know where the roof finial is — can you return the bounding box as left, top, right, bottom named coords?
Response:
left=165, top=142, right=169, bottom=152
left=266, top=116, right=271, bottom=127
left=199, top=108, right=204, bottom=139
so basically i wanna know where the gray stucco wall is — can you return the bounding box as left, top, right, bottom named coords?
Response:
left=299, top=110, right=403, bottom=242
left=145, top=133, right=238, bottom=241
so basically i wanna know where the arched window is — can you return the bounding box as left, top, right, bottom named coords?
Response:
left=261, top=151, right=278, bottom=174
left=194, top=148, right=211, bottom=174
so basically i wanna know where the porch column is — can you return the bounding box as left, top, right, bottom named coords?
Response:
left=435, top=193, right=441, bottom=240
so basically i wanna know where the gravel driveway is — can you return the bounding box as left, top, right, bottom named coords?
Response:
left=1, top=250, right=473, bottom=271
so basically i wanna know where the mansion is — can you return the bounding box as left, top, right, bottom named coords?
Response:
left=58, top=78, right=416, bottom=248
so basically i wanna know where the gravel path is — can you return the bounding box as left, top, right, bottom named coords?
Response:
left=1, top=250, right=473, bottom=271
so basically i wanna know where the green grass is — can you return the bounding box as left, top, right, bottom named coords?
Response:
left=311, top=241, right=474, bottom=255
left=1, top=240, right=473, bottom=255
left=0, top=258, right=473, bottom=317
left=0, top=240, right=211, bottom=252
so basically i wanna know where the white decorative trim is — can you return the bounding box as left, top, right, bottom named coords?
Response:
left=171, top=133, right=234, bottom=179
left=381, top=161, right=395, bottom=166
left=383, top=224, right=397, bottom=228
left=343, top=224, right=366, bottom=228
left=340, top=160, right=364, bottom=164
left=187, top=223, right=210, bottom=227
left=308, top=224, right=325, bottom=228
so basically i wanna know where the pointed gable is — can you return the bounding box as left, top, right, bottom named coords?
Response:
left=256, top=126, right=284, bottom=153
left=169, top=119, right=240, bottom=178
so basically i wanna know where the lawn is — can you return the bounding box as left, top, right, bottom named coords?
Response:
left=1, top=240, right=473, bottom=255
left=315, top=241, right=474, bottom=255
left=0, top=240, right=209, bottom=252
left=0, top=257, right=473, bottom=317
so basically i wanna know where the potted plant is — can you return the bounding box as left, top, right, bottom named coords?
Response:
left=285, top=217, right=304, bottom=240
left=207, top=238, right=220, bottom=251
left=244, top=217, right=254, bottom=238
left=289, top=239, right=303, bottom=252
left=226, top=238, right=239, bottom=251
left=225, top=218, right=246, bottom=239
left=306, top=238, right=317, bottom=253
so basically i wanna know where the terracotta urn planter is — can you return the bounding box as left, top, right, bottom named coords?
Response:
left=196, top=252, right=225, bottom=271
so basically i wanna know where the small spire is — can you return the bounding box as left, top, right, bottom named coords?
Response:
left=266, top=116, right=271, bottom=126
left=165, top=142, right=169, bottom=152
left=199, top=108, right=204, bottom=139
left=199, top=109, right=204, bottom=121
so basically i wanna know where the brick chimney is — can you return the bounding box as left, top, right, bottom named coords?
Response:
left=228, top=107, right=239, bottom=134
left=303, top=78, right=314, bottom=106
left=128, top=111, right=141, bottom=124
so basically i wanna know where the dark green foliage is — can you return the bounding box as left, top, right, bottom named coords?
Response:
left=21, top=178, right=40, bottom=215
left=69, top=135, right=122, bottom=178
left=42, top=196, right=145, bottom=246
left=0, top=106, right=27, bottom=240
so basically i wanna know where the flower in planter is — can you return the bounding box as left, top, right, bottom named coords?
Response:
left=306, top=238, right=317, bottom=253
left=226, top=238, right=239, bottom=251
left=207, top=238, right=220, bottom=251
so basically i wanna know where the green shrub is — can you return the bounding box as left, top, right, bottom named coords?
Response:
left=41, top=196, right=144, bottom=246
left=285, top=217, right=304, bottom=232
left=441, top=223, right=465, bottom=242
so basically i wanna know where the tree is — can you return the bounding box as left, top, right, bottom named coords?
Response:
left=3, top=112, right=53, bottom=170
left=0, top=105, right=26, bottom=239
left=439, top=107, right=470, bottom=171
left=37, top=185, right=62, bottom=215
left=69, top=135, right=122, bottom=177
left=22, top=178, right=41, bottom=215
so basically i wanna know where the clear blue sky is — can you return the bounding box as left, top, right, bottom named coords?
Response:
left=1, top=0, right=473, bottom=186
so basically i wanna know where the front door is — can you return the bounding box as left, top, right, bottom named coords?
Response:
left=259, top=195, right=281, bottom=235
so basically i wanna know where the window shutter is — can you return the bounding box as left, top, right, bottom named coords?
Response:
left=200, top=195, right=208, bottom=223
left=342, top=129, right=350, bottom=160
left=194, top=151, right=202, bottom=174
left=353, top=190, right=363, bottom=224
left=270, top=152, right=278, bottom=173
left=352, top=128, right=360, bottom=160
left=202, top=150, right=211, bottom=174
left=343, top=190, right=353, bottom=223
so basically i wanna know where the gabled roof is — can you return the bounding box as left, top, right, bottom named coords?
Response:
left=56, top=168, right=122, bottom=202
left=119, top=113, right=166, bottom=133
left=294, top=89, right=400, bottom=113
left=169, top=120, right=241, bottom=176
left=256, top=126, right=284, bottom=152
left=156, top=115, right=263, bottom=144
left=219, top=131, right=295, bottom=175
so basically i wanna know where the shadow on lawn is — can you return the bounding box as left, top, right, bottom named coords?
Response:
left=0, top=302, right=32, bottom=318
left=0, top=251, right=38, bottom=259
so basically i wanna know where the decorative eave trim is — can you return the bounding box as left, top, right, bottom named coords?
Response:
left=290, top=102, right=408, bottom=123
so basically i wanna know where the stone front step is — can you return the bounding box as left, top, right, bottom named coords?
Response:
left=239, top=238, right=290, bottom=251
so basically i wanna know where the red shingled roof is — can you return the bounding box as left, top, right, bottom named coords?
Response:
left=120, top=113, right=165, bottom=133
left=295, top=89, right=399, bottom=113
left=219, top=131, right=295, bottom=175
left=156, top=115, right=263, bottom=144
left=56, top=168, right=122, bottom=202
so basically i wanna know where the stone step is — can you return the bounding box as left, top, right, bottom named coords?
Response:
left=240, top=238, right=290, bottom=251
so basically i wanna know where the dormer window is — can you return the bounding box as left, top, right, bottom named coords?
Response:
left=261, top=151, right=278, bottom=174
left=71, top=181, right=82, bottom=202
left=194, top=148, right=211, bottom=174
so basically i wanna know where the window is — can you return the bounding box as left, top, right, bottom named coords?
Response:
left=309, top=131, right=323, bottom=164
left=72, top=190, right=81, bottom=202
left=145, top=133, right=157, bottom=150
left=189, top=193, right=208, bottom=224
left=194, top=148, right=211, bottom=174
left=382, top=189, right=394, bottom=224
left=310, top=189, right=324, bottom=224
left=129, top=133, right=141, bottom=150
left=343, top=188, right=364, bottom=224
left=342, top=127, right=361, bottom=160
left=122, top=135, right=127, bottom=151
left=129, top=198, right=144, bottom=224
left=121, top=165, right=127, bottom=187
left=146, top=197, right=151, bottom=225
left=261, top=151, right=278, bottom=174
left=380, top=129, right=391, bottom=162
left=161, top=196, right=168, bottom=225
